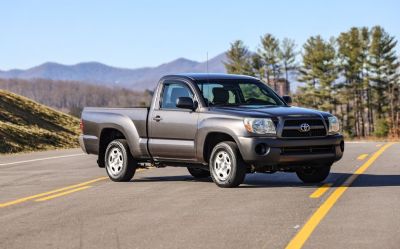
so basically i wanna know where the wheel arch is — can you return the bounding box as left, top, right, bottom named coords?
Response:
left=98, top=128, right=126, bottom=167
left=96, top=115, right=147, bottom=167
left=196, top=117, right=245, bottom=163
left=202, top=132, right=237, bottom=163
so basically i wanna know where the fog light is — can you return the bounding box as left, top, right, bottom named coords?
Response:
left=255, top=143, right=268, bottom=155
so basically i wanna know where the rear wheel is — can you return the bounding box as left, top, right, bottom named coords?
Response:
left=105, top=139, right=137, bottom=182
left=209, top=141, right=246, bottom=188
left=296, top=164, right=331, bottom=183
left=187, top=167, right=210, bottom=179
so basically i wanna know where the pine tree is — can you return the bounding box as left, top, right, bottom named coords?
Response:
left=337, top=27, right=365, bottom=136
left=297, top=36, right=338, bottom=112
left=395, top=63, right=400, bottom=137
left=279, top=38, right=297, bottom=94
left=360, top=27, right=374, bottom=135
left=251, top=53, right=265, bottom=80
left=369, top=26, right=399, bottom=136
left=258, top=34, right=281, bottom=90
left=224, top=40, right=254, bottom=76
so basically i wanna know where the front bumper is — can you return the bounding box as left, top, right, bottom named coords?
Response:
left=237, top=135, right=344, bottom=167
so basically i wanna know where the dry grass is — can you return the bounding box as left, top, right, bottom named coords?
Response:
left=0, top=90, right=80, bottom=154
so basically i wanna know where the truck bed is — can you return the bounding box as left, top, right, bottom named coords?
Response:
left=83, top=107, right=149, bottom=137
left=81, top=107, right=150, bottom=156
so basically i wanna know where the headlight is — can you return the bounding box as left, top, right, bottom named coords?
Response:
left=328, top=116, right=340, bottom=134
left=244, top=118, right=276, bottom=135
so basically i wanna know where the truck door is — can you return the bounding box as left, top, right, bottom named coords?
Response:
left=148, top=80, right=199, bottom=161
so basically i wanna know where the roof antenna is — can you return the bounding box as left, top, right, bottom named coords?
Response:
left=206, top=52, right=209, bottom=74
left=201, top=52, right=209, bottom=103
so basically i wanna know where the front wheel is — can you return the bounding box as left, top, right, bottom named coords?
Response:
left=296, top=165, right=331, bottom=183
left=105, top=139, right=137, bottom=182
left=209, top=141, right=247, bottom=188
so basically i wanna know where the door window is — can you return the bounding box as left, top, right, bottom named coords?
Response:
left=161, top=83, right=193, bottom=109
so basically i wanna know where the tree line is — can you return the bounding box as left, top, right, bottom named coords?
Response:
left=224, top=26, right=399, bottom=138
left=0, top=79, right=152, bottom=117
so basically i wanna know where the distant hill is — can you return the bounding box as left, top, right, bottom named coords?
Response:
left=0, top=53, right=228, bottom=91
left=0, top=90, right=80, bottom=153
left=0, top=52, right=303, bottom=91
left=0, top=78, right=152, bottom=117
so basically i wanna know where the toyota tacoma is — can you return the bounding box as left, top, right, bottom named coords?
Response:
left=79, top=73, right=344, bottom=187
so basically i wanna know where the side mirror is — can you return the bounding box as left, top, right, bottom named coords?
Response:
left=282, top=95, right=292, bottom=105
left=176, top=97, right=196, bottom=110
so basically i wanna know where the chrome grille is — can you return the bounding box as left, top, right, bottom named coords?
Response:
left=281, top=119, right=327, bottom=138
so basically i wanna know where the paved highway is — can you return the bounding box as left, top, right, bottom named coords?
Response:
left=1, top=142, right=399, bottom=249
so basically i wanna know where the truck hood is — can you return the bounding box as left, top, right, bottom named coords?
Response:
left=210, top=106, right=329, bottom=118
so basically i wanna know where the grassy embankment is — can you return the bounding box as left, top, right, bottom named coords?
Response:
left=0, top=89, right=80, bottom=154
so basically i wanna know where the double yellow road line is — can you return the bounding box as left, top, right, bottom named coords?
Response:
left=0, top=177, right=107, bottom=208
left=1, top=168, right=148, bottom=208
left=286, top=142, right=395, bottom=249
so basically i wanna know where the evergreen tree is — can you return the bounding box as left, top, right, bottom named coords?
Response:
left=360, top=27, right=374, bottom=135
left=258, top=34, right=281, bottom=90
left=279, top=38, right=297, bottom=94
left=251, top=53, right=265, bottom=80
left=298, top=36, right=338, bottom=112
left=369, top=26, right=399, bottom=135
left=337, top=27, right=365, bottom=136
left=224, top=40, right=253, bottom=75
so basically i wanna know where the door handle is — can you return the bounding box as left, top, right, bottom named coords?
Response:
left=153, top=115, right=162, bottom=122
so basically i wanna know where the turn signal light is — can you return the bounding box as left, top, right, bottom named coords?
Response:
left=80, top=120, right=84, bottom=132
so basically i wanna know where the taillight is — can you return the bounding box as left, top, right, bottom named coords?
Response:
left=80, top=120, right=84, bottom=132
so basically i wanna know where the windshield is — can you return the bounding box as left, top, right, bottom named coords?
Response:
left=196, top=80, right=286, bottom=107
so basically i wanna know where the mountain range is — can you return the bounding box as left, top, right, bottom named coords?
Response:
left=0, top=53, right=228, bottom=90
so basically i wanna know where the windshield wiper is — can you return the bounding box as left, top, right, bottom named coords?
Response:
left=210, top=103, right=241, bottom=107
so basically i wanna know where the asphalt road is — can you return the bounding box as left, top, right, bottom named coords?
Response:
left=0, top=142, right=399, bottom=249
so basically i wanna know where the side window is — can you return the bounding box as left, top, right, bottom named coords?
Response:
left=161, top=82, right=193, bottom=109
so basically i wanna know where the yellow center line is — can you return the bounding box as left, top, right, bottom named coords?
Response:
left=0, top=177, right=108, bottom=208
left=376, top=144, right=382, bottom=147
left=35, top=186, right=92, bottom=202
left=0, top=167, right=149, bottom=208
left=285, top=142, right=395, bottom=249
left=357, top=153, right=369, bottom=160
left=309, top=183, right=332, bottom=198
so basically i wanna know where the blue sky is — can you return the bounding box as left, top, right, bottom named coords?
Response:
left=1, top=0, right=399, bottom=70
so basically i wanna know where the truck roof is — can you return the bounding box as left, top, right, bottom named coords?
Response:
left=162, top=73, right=257, bottom=81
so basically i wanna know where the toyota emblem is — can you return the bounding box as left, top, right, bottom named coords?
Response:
left=299, top=123, right=311, bottom=132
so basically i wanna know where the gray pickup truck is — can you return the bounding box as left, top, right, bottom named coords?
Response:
left=79, top=73, right=344, bottom=187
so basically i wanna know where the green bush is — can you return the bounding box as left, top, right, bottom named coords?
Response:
left=373, top=119, right=389, bottom=137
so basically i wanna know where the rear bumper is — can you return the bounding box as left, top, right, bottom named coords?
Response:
left=79, top=134, right=99, bottom=155
left=237, top=135, right=344, bottom=167
left=79, top=134, right=87, bottom=154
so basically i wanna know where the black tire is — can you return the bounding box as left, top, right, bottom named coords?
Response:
left=187, top=167, right=210, bottom=179
left=296, top=165, right=331, bottom=183
left=104, top=139, right=137, bottom=182
left=209, top=141, right=246, bottom=188
left=97, top=158, right=105, bottom=168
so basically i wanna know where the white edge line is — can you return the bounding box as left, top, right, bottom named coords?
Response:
left=0, top=153, right=85, bottom=166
